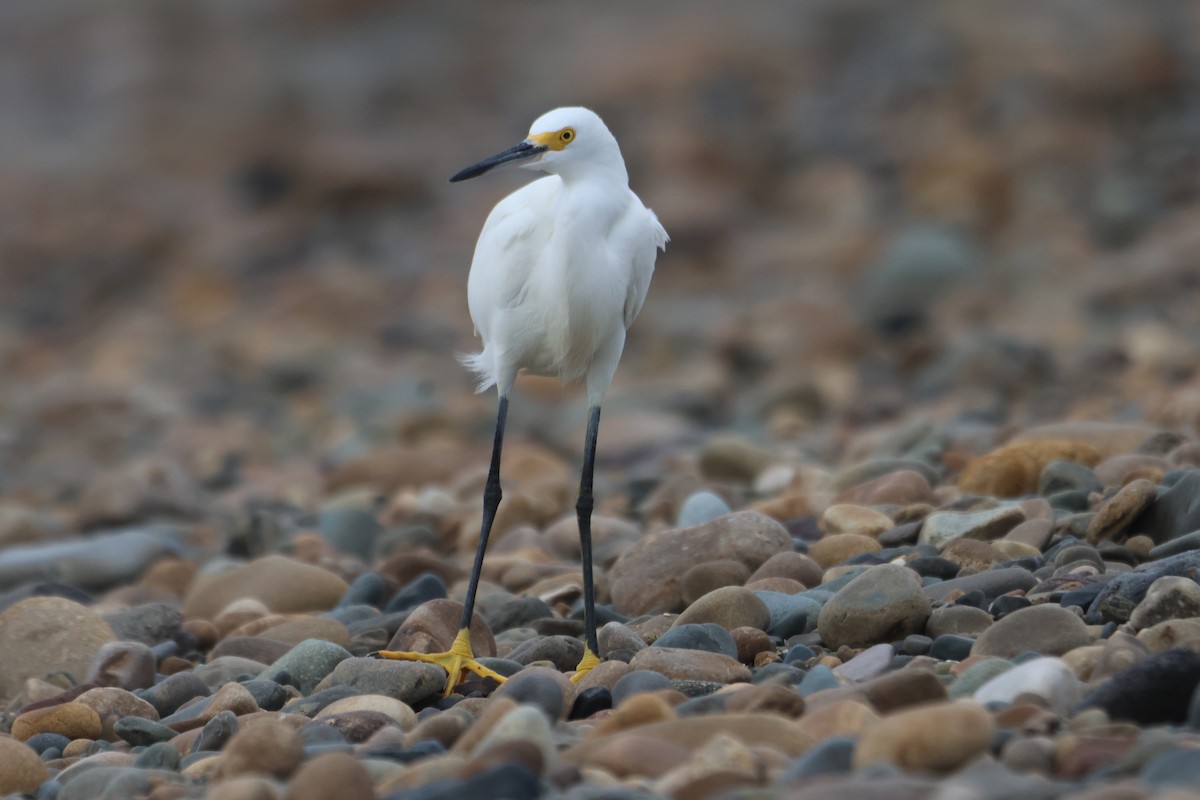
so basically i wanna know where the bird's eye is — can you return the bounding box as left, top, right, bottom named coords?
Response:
left=560, top=129, right=575, bottom=143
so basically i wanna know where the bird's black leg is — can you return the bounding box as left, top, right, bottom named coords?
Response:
left=461, top=394, right=509, bottom=629
left=572, top=405, right=603, bottom=680
left=372, top=395, right=509, bottom=695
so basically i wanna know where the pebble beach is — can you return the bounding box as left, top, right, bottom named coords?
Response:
left=3, top=3, right=1200, bottom=800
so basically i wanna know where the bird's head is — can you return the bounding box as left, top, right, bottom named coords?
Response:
left=450, top=107, right=624, bottom=183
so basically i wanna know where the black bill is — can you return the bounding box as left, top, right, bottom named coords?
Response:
left=450, top=141, right=547, bottom=182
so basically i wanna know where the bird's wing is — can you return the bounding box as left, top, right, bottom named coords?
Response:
left=622, top=208, right=668, bottom=329
left=467, top=176, right=560, bottom=336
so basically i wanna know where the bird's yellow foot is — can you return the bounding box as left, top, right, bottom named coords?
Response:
left=569, top=646, right=602, bottom=684
left=372, top=628, right=507, bottom=697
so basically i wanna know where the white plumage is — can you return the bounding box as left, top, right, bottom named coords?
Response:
left=457, top=107, right=668, bottom=406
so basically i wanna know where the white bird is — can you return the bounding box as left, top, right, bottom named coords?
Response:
left=375, top=107, right=667, bottom=692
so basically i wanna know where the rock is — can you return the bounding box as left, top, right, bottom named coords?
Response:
left=940, top=539, right=1006, bottom=573
left=160, top=681, right=259, bottom=732
left=0, top=596, right=116, bottom=699
left=698, top=436, right=774, bottom=483
left=193, top=709, right=239, bottom=753
left=138, top=670, right=210, bottom=717
left=484, top=596, right=553, bottom=633
left=1140, top=747, right=1200, bottom=792
left=780, top=736, right=856, bottom=783
left=1130, top=469, right=1200, bottom=543
left=0, top=527, right=185, bottom=593
left=1137, top=618, right=1200, bottom=654
left=973, top=656, right=1082, bottom=715
left=655, top=623, right=739, bottom=659
left=1087, top=551, right=1200, bottom=623
left=959, top=440, right=1101, bottom=498
left=1128, top=575, right=1200, bottom=630
left=258, top=617, right=350, bottom=649
left=597, top=621, right=646, bottom=658
left=182, top=555, right=348, bottom=619
left=672, top=586, right=770, bottom=632
left=817, top=564, right=931, bottom=649
left=259, top=638, right=353, bottom=695
left=748, top=551, right=824, bottom=587
left=611, top=670, right=672, bottom=706
left=75, top=687, right=159, bottom=740
left=855, top=701, right=994, bottom=772
left=730, top=626, right=773, bottom=664
left=925, top=605, right=993, bottom=639
left=469, top=704, right=555, bottom=770
left=922, top=567, right=1039, bottom=603
left=610, top=511, right=791, bottom=615
left=1038, top=461, right=1103, bottom=496
left=115, top=716, right=178, bottom=747
left=919, top=506, right=1025, bottom=550
left=808, top=533, right=882, bottom=568
left=629, top=647, right=751, bottom=683
left=971, top=604, right=1091, bottom=658
left=0, top=735, right=50, bottom=794
left=1004, top=519, right=1054, bottom=550
left=491, top=667, right=572, bottom=719
left=858, top=667, right=947, bottom=713
left=677, top=491, right=733, bottom=528
left=857, top=225, right=979, bottom=330
left=834, top=470, right=936, bottom=507
left=507, top=635, right=584, bottom=672
left=212, top=636, right=292, bottom=665
left=680, top=561, right=751, bottom=605
left=569, top=713, right=814, bottom=765
left=323, top=657, right=446, bottom=705
left=285, top=751, right=375, bottom=800
left=948, top=658, right=1013, bottom=698
left=101, top=603, right=183, bottom=646
left=1087, top=479, right=1158, bottom=542
left=315, top=694, right=415, bottom=730
left=316, top=506, right=383, bottom=561
left=384, top=599, right=496, bottom=658
left=822, top=505, right=895, bottom=538
left=756, top=591, right=823, bottom=638
left=84, top=641, right=156, bottom=690
left=1079, top=647, right=1200, bottom=725
left=218, top=719, right=303, bottom=779
left=12, top=701, right=103, bottom=741
left=834, top=643, right=893, bottom=682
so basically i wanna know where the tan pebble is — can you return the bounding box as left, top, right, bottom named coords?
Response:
left=745, top=577, right=807, bottom=593
left=721, top=683, right=806, bottom=718
left=207, top=775, right=284, bottom=800
left=834, top=470, right=936, bottom=507
left=941, top=539, right=1006, bottom=572
left=859, top=668, right=947, bottom=714
left=384, top=599, right=495, bottom=657
left=1125, top=535, right=1155, bottom=558
left=574, top=660, right=632, bottom=693
left=168, top=681, right=259, bottom=733
left=0, top=597, right=116, bottom=701
left=213, top=603, right=272, bottom=639
left=404, top=710, right=469, bottom=750
left=1093, top=454, right=1170, bottom=488
left=654, top=733, right=761, bottom=798
left=753, top=651, right=780, bottom=668
left=991, top=540, right=1042, bottom=559
left=855, top=701, right=994, bottom=772
left=1056, top=734, right=1138, bottom=779
left=673, top=585, right=770, bottom=631
left=577, top=714, right=813, bottom=762
left=258, top=617, right=351, bottom=649
left=959, top=440, right=1101, bottom=497
left=750, top=491, right=813, bottom=522
left=629, top=647, right=752, bottom=683
left=139, top=557, right=198, bottom=597
left=219, top=719, right=303, bottom=780
left=462, top=739, right=545, bottom=779
left=1004, top=518, right=1054, bottom=550
left=375, top=753, right=465, bottom=795
left=808, top=533, right=881, bottom=569
left=182, top=753, right=223, bottom=779
left=748, top=551, right=824, bottom=587
left=0, top=735, right=49, bottom=794
left=285, top=751, right=374, bottom=800
left=448, top=697, right=518, bottom=756
left=592, top=692, right=676, bottom=736
left=822, top=504, right=894, bottom=538
left=60, top=738, right=95, bottom=758
left=12, top=702, right=103, bottom=742
left=680, top=560, right=751, bottom=606
left=572, top=732, right=691, bottom=778
left=315, top=694, right=415, bottom=730
left=54, top=750, right=134, bottom=784
left=796, top=699, right=878, bottom=740
left=182, top=619, right=218, bottom=649
left=730, top=626, right=773, bottom=664
left=626, top=614, right=678, bottom=644
left=75, top=686, right=159, bottom=740
left=1136, top=618, right=1200, bottom=654
left=1087, top=479, right=1157, bottom=543
left=182, top=555, right=348, bottom=619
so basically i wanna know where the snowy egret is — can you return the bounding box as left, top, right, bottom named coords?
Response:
left=374, top=107, right=667, bottom=693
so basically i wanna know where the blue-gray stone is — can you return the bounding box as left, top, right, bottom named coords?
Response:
left=779, top=736, right=856, bottom=783
left=785, top=644, right=816, bottom=664
left=1086, top=550, right=1200, bottom=623
left=491, top=668, right=566, bottom=719
left=797, top=664, right=838, bottom=696
left=0, top=526, right=185, bottom=592
left=191, top=710, right=237, bottom=754
left=258, top=638, right=352, bottom=695
left=654, top=623, right=738, bottom=659
left=134, top=741, right=180, bottom=771
left=114, top=716, right=178, bottom=747
left=755, top=591, right=823, bottom=638
left=752, top=663, right=805, bottom=685
left=612, top=670, right=671, bottom=706
left=1131, top=469, right=1200, bottom=543
left=336, top=572, right=390, bottom=608
left=317, top=506, right=383, bottom=561
left=386, top=572, right=447, bottom=613
left=678, top=491, right=733, bottom=528
left=241, top=679, right=289, bottom=711
left=1141, top=748, right=1200, bottom=790
left=929, top=634, right=974, bottom=661
left=1078, top=647, right=1200, bottom=725
left=282, top=685, right=360, bottom=717
left=136, top=670, right=210, bottom=717
left=923, top=567, right=1039, bottom=603
left=24, top=733, right=71, bottom=755
left=101, top=602, right=183, bottom=646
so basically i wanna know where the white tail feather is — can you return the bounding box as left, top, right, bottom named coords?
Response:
left=456, top=351, right=495, bottom=394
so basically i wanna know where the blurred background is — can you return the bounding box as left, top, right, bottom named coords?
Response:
left=2, top=0, right=1199, bottom=518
